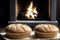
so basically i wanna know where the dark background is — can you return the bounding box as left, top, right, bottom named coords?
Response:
left=0, top=0, right=60, bottom=27
left=0, top=0, right=9, bottom=27
left=57, top=0, right=60, bottom=25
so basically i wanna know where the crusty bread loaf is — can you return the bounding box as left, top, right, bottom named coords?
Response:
left=35, top=24, right=59, bottom=38
left=4, top=24, right=32, bottom=39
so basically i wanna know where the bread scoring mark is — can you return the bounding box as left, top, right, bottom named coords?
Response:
left=20, top=24, right=26, bottom=32
left=48, top=24, right=51, bottom=31
left=35, top=24, right=59, bottom=33
left=43, top=24, right=48, bottom=32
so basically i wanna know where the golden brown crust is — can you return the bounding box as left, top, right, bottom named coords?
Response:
left=35, top=31, right=58, bottom=38
left=35, top=24, right=59, bottom=33
left=35, top=24, right=59, bottom=38
left=5, top=24, right=32, bottom=33
left=6, top=31, right=31, bottom=35
left=4, top=24, right=32, bottom=38
left=6, top=33, right=30, bottom=39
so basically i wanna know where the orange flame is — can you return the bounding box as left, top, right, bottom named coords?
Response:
left=25, top=1, right=38, bottom=19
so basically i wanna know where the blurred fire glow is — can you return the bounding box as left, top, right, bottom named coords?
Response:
left=25, top=1, right=38, bottom=19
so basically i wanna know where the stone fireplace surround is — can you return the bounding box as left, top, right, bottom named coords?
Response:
left=10, top=0, right=58, bottom=28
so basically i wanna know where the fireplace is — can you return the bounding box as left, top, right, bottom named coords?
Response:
left=9, top=0, right=58, bottom=28
left=16, top=0, right=50, bottom=20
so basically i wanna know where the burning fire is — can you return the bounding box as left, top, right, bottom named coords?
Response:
left=25, top=1, right=38, bottom=19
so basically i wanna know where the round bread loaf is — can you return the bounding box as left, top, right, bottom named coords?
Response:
left=35, top=24, right=59, bottom=38
left=4, top=24, right=32, bottom=39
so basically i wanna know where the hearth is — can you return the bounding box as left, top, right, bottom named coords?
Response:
left=16, top=0, right=50, bottom=20
left=9, top=0, right=58, bottom=28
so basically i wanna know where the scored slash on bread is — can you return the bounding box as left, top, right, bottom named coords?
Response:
left=35, top=24, right=59, bottom=33
left=35, top=24, right=59, bottom=38
left=5, top=24, right=32, bottom=33
left=4, top=24, right=32, bottom=39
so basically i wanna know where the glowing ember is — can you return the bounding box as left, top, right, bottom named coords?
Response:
left=25, top=1, right=38, bottom=19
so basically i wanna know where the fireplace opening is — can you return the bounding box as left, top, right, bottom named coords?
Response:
left=16, top=0, right=51, bottom=21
